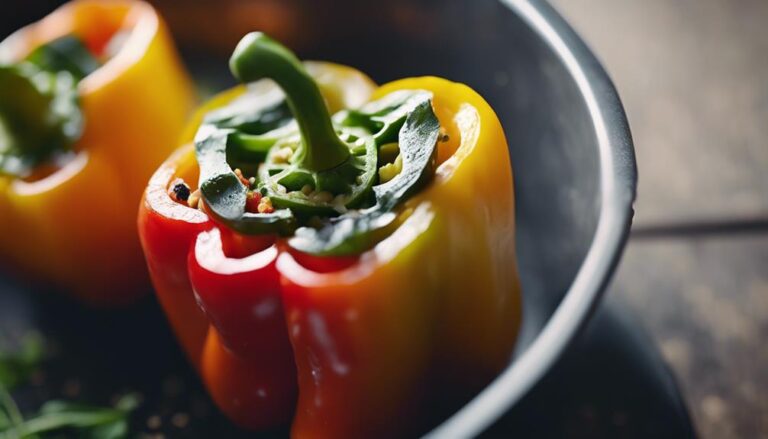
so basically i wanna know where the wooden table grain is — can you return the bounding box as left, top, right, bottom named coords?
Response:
left=550, top=1, right=768, bottom=437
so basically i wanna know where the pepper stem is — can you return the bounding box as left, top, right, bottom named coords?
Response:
left=229, top=32, right=350, bottom=172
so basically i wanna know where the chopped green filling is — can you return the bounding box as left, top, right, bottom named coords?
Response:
left=0, top=36, right=99, bottom=178
left=195, top=33, right=440, bottom=256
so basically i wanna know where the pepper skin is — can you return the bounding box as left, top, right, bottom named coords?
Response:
left=0, top=0, right=195, bottom=305
left=138, top=62, right=377, bottom=430
left=139, top=72, right=521, bottom=436
left=280, top=77, right=521, bottom=437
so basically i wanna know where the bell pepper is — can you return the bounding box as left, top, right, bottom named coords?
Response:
left=139, top=32, right=521, bottom=437
left=0, top=0, right=195, bottom=305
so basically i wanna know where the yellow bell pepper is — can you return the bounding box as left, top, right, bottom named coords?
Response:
left=279, top=76, right=522, bottom=438
left=0, top=0, right=195, bottom=305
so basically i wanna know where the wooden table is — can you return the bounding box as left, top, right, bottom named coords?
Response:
left=551, top=1, right=768, bottom=437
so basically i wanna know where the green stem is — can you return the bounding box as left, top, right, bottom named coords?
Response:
left=229, top=32, right=350, bottom=171
left=0, top=382, right=24, bottom=436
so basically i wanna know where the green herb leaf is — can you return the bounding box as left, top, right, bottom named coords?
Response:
left=335, top=89, right=432, bottom=144
left=289, top=211, right=397, bottom=256
left=2, top=393, right=139, bottom=439
left=372, top=96, right=439, bottom=211
left=6, top=394, right=138, bottom=439
left=0, top=334, right=137, bottom=439
left=196, top=127, right=296, bottom=235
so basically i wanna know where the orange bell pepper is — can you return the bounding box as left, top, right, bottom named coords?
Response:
left=0, top=0, right=195, bottom=305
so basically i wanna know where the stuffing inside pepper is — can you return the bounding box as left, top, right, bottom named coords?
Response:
left=194, top=32, right=442, bottom=256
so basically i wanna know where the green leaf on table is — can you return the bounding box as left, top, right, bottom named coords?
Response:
left=0, top=393, right=139, bottom=439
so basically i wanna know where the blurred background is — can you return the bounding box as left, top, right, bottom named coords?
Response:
left=548, top=1, right=768, bottom=438
left=1, top=1, right=766, bottom=438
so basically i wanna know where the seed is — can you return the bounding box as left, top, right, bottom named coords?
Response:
left=311, top=191, right=333, bottom=203
left=187, top=190, right=201, bottom=209
left=234, top=168, right=250, bottom=187
left=257, top=197, right=275, bottom=214
left=379, top=143, right=400, bottom=162
left=272, top=147, right=294, bottom=164
left=438, top=127, right=450, bottom=142
left=333, top=195, right=348, bottom=214
left=246, top=191, right=262, bottom=212
left=168, top=178, right=190, bottom=202
left=378, top=154, right=403, bottom=183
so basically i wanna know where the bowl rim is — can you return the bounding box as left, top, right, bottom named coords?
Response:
left=425, top=0, right=637, bottom=437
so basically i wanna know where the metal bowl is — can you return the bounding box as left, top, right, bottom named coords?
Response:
left=419, top=1, right=638, bottom=435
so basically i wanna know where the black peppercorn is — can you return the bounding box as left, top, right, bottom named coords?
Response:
left=172, top=182, right=191, bottom=202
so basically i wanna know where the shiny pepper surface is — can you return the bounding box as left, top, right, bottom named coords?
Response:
left=139, top=36, right=520, bottom=437
left=0, top=0, right=195, bottom=305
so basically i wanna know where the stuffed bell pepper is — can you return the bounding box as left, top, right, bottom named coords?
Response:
left=0, top=0, right=194, bottom=305
left=139, top=32, right=521, bottom=437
